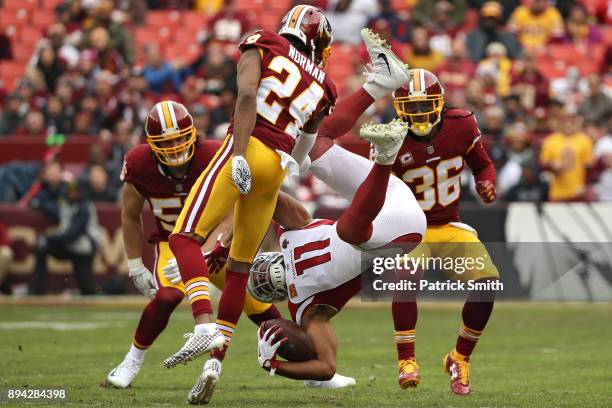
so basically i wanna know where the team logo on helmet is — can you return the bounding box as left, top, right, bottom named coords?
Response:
left=145, top=101, right=197, bottom=167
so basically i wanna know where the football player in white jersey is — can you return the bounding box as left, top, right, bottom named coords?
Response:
left=248, top=118, right=426, bottom=382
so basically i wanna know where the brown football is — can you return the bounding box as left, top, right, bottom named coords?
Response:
left=261, top=319, right=315, bottom=362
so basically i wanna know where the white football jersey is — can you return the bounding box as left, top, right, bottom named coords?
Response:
left=281, top=219, right=362, bottom=303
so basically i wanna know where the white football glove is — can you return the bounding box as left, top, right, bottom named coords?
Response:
left=127, top=258, right=157, bottom=299
left=162, top=258, right=182, bottom=284
left=231, top=155, right=251, bottom=195
left=257, top=323, right=287, bottom=376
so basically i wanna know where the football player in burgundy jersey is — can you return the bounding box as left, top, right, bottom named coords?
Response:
left=105, top=101, right=281, bottom=389
left=184, top=28, right=418, bottom=404
left=164, top=5, right=338, bottom=374
left=390, top=69, right=499, bottom=395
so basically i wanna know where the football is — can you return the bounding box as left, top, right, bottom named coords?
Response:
left=262, top=319, right=315, bottom=362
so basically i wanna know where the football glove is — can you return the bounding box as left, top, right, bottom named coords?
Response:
left=162, top=259, right=182, bottom=284
left=203, top=236, right=230, bottom=275
left=476, top=180, right=497, bottom=203
left=128, top=258, right=157, bottom=299
left=257, top=323, right=287, bottom=376
left=231, top=155, right=251, bottom=195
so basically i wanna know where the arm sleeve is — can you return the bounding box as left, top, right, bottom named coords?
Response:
left=465, top=138, right=497, bottom=185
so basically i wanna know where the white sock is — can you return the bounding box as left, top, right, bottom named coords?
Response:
left=363, top=83, right=390, bottom=101
left=194, top=322, right=218, bottom=335
left=127, top=344, right=146, bottom=363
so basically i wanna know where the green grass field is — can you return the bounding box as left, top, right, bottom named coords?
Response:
left=1, top=302, right=611, bottom=407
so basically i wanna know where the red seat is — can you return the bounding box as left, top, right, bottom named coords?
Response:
left=0, top=61, right=26, bottom=90
left=18, top=27, right=42, bottom=47
left=182, top=11, right=207, bottom=30
left=31, top=11, right=56, bottom=29
left=12, top=46, right=33, bottom=63
left=0, top=10, right=30, bottom=28
left=146, top=10, right=181, bottom=28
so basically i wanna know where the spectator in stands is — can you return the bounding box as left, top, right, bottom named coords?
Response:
left=0, top=26, right=14, bottom=60
left=0, top=94, right=26, bottom=136
left=147, top=0, right=195, bottom=8
left=476, top=42, right=512, bottom=97
left=466, top=1, right=522, bottom=61
left=44, top=95, right=73, bottom=135
left=578, top=75, right=612, bottom=125
left=540, top=111, right=594, bottom=201
left=35, top=45, right=67, bottom=93
left=141, top=43, right=183, bottom=93
left=503, top=160, right=548, bottom=202
left=511, top=51, right=550, bottom=109
left=42, top=23, right=81, bottom=70
left=15, top=111, right=46, bottom=138
left=404, top=25, right=445, bottom=73
left=367, top=0, right=411, bottom=43
left=190, top=40, right=237, bottom=94
left=205, top=0, right=253, bottom=45
left=501, top=93, right=526, bottom=127
left=87, top=0, right=135, bottom=65
left=508, top=0, right=564, bottom=49
left=94, top=71, right=123, bottom=130
left=326, top=0, right=380, bottom=45
left=82, top=164, right=117, bottom=202
left=594, top=0, right=612, bottom=25
left=466, top=0, right=521, bottom=22
left=425, top=1, right=465, bottom=57
left=192, top=104, right=211, bottom=138
left=30, top=180, right=101, bottom=295
left=481, top=105, right=506, bottom=142
left=412, top=0, right=466, bottom=28
left=0, top=222, right=13, bottom=290
left=437, top=38, right=475, bottom=106
left=564, top=3, right=602, bottom=45
left=83, top=27, right=123, bottom=74
left=594, top=118, right=612, bottom=201
left=209, top=88, right=236, bottom=137
left=497, top=122, right=534, bottom=195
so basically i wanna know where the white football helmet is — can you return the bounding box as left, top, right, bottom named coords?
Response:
left=247, top=252, right=288, bottom=303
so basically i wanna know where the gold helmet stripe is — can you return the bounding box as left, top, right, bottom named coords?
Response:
left=160, top=101, right=174, bottom=131
left=288, top=5, right=307, bottom=29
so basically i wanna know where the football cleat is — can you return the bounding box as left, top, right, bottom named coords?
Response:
left=304, top=373, right=356, bottom=389
left=163, top=330, right=225, bottom=369
left=360, top=119, right=408, bottom=165
left=398, top=359, right=420, bottom=389
left=361, top=28, right=410, bottom=91
left=443, top=352, right=471, bottom=395
left=106, top=357, right=142, bottom=388
left=187, top=358, right=222, bottom=405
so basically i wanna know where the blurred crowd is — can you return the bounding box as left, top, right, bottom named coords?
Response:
left=0, top=0, right=610, bottom=206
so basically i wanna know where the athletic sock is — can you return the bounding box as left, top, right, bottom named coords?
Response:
left=133, top=287, right=183, bottom=349
left=168, top=234, right=212, bottom=318
left=336, top=163, right=392, bottom=245
left=215, top=269, right=248, bottom=338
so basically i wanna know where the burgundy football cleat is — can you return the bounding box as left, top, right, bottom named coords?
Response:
left=443, top=353, right=471, bottom=395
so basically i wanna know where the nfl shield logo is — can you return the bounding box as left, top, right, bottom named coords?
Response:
left=176, top=184, right=184, bottom=193
left=400, top=152, right=414, bottom=165
left=427, top=145, right=435, bottom=154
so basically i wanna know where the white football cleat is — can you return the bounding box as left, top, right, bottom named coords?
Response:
left=304, top=373, right=357, bottom=389
left=187, top=358, right=222, bottom=405
left=361, top=28, right=410, bottom=91
left=106, top=357, right=142, bottom=388
left=360, top=119, right=409, bottom=165
left=163, top=330, right=225, bottom=368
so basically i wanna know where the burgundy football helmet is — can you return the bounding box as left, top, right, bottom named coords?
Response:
left=145, top=101, right=196, bottom=167
left=279, top=5, right=333, bottom=68
left=393, top=68, right=445, bottom=136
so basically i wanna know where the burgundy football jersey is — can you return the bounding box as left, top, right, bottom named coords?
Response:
left=121, top=141, right=221, bottom=242
left=391, top=109, right=481, bottom=225
left=228, top=29, right=337, bottom=154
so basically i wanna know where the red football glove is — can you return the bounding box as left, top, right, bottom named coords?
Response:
left=203, top=237, right=230, bottom=275
left=476, top=180, right=497, bottom=203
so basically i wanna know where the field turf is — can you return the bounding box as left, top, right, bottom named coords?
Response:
left=1, top=301, right=611, bottom=407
